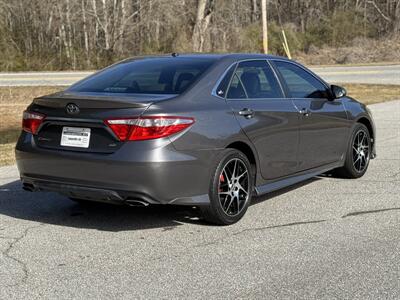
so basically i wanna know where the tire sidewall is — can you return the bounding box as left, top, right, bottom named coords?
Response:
left=345, top=123, right=371, bottom=178
left=208, top=149, right=254, bottom=225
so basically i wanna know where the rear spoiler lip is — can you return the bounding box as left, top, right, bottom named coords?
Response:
left=33, top=92, right=178, bottom=109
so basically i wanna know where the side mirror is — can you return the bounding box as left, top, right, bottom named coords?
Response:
left=331, top=85, right=347, bottom=99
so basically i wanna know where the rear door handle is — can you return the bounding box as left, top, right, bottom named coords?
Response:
left=238, top=108, right=254, bottom=119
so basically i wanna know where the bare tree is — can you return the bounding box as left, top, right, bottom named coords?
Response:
left=192, top=0, right=214, bottom=52
left=81, top=0, right=90, bottom=67
left=0, top=0, right=398, bottom=71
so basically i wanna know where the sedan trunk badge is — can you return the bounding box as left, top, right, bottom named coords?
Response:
left=66, top=103, right=80, bottom=115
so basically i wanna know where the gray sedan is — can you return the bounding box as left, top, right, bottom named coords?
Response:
left=15, top=54, right=376, bottom=224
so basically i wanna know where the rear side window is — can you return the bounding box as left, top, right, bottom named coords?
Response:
left=273, top=61, right=329, bottom=98
left=227, top=74, right=247, bottom=99
left=227, top=60, right=283, bottom=99
left=215, top=64, right=236, bottom=97
left=69, top=58, right=217, bottom=95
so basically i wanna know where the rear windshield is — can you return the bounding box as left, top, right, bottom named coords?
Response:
left=68, top=57, right=217, bottom=95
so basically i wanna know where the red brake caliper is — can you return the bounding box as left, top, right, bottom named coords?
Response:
left=219, top=174, right=225, bottom=192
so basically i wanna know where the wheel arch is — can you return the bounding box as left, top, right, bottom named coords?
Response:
left=225, top=141, right=258, bottom=180
left=356, top=117, right=374, bottom=143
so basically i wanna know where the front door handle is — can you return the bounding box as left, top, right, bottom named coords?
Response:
left=238, top=108, right=254, bottom=119
left=299, top=108, right=311, bottom=117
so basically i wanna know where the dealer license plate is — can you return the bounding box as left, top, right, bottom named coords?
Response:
left=60, top=127, right=91, bottom=148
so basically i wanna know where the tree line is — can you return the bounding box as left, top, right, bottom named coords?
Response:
left=0, top=0, right=398, bottom=71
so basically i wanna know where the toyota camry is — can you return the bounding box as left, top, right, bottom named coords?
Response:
left=16, top=54, right=376, bottom=225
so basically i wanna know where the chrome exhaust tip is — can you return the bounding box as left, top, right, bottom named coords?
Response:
left=125, top=199, right=149, bottom=207
left=22, top=183, right=36, bottom=192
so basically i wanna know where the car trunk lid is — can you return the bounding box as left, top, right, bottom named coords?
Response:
left=30, top=91, right=175, bottom=153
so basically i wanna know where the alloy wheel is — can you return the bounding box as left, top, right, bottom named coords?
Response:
left=218, top=158, right=250, bottom=216
left=352, top=129, right=370, bottom=173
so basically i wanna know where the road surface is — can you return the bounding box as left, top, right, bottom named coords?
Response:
left=312, top=64, right=400, bottom=85
left=0, top=100, right=399, bottom=299
left=0, top=64, right=399, bottom=86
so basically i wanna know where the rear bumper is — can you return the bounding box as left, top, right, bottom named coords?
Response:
left=21, top=178, right=210, bottom=206
left=16, top=132, right=216, bottom=205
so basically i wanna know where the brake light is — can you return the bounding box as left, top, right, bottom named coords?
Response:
left=104, top=116, right=195, bottom=141
left=22, top=111, right=46, bottom=134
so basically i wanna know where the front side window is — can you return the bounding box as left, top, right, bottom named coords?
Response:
left=68, top=57, right=217, bottom=95
left=273, top=61, right=329, bottom=99
left=227, top=60, right=283, bottom=99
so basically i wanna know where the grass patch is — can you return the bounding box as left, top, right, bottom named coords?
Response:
left=0, top=84, right=399, bottom=166
left=0, top=86, right=62, bottom=166
left=0, top=143, right=16, bottom=166
left=0, top=86, right=62, bottom=136
left=340, top=83, right=400, bottom=105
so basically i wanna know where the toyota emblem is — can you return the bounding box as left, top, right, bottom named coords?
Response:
left=66, top=103, right=80, bottom=115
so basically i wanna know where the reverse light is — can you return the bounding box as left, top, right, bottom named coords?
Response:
left=22, top=111, right=46, bottom=134
left=104, top=116, right=195, bottom=141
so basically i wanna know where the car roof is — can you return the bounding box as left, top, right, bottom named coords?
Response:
left=176, top=53, right=286, bottom=60
left=122, top=53, right=291, bottom=63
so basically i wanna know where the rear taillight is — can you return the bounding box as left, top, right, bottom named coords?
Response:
left=104, top=116, right=195, bottom=141
left=22, top=111, right=46, bottom=134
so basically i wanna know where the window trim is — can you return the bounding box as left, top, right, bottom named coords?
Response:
left=212, top=59, right=287, bottom=101
left=266, top=60, right=288, bottom=98
left=270, top=59, right=332, bottom=99
left=211, top=62, right=238, bottom=99
left=229, top=73, right=249, bottom=99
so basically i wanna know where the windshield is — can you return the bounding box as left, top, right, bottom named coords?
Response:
left=68, top=57, right=217, bottom=95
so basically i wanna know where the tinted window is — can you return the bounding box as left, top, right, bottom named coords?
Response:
left=69, top=58, right=216, bottom=94
left=227, top=74, right=247, bottom=99
left=274, top=61, right=329, bottom=98
left=231, top=60, right=283, bottom=99
left=215, top=64, right=236, bottom=97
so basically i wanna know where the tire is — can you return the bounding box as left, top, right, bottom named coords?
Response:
left=335, top=123, right=371, bottom=178
left=201, top=149, right=254, bottom=225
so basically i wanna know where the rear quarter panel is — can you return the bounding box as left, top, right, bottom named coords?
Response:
left=142, top=59, right=252, bottom=152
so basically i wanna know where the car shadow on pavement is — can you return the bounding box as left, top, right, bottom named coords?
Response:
left=0, top=177, right=321, bottom=231
left=251, top=177, right=321, bottom=205
left=0, top=180, right=202, bottom=231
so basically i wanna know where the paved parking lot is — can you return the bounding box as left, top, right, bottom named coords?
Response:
left=0, top=100, right=399, bottom=299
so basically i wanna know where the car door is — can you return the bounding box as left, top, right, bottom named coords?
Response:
left=272, top=60, right=349, bottom=171
left=225, top=60, right=299, bottom=180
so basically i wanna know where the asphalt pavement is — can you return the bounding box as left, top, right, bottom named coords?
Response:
left=312, top=64, right=400, bottom=85
left=0, top=64, right=399, bottom=86
left=0, top=100, right=399, bottom=299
